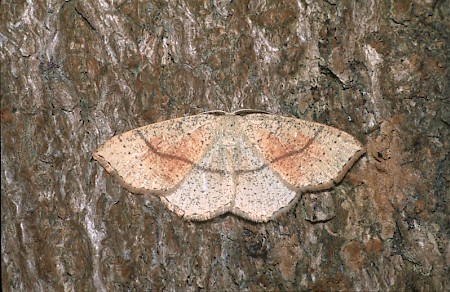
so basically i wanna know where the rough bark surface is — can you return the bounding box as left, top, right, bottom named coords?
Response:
left=1, top=0, right=448, bottom=291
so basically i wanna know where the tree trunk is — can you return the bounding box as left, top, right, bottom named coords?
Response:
left=1, top=0, right=448, bottom=290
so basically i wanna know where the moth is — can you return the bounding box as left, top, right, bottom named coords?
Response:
left=93, top=110, right=364, bottom=222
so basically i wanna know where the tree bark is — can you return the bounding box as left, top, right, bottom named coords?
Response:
left=1, top=0, right=448, bottom=290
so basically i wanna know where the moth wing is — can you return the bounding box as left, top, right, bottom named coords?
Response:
left=93, top=114, right=218, bottom=194
left=241, top=114, right=365, bottom=191
left=232, top=134, right=298, bottom=222
left=160, top=137, right=235, bottom=221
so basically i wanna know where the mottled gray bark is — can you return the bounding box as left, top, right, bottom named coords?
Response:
left=1, top=0, right=448, bottom=291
